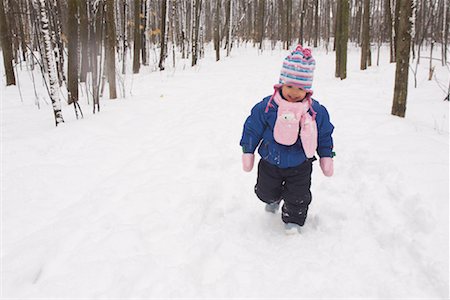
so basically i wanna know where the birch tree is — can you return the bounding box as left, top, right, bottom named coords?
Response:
left=35, top=0, right=64, bottom=126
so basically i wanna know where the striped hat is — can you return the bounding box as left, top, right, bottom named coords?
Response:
left=279, top=45, right=315, bottom=94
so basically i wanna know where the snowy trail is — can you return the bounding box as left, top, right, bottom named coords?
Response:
left=2, top=46, right=448, bottom=298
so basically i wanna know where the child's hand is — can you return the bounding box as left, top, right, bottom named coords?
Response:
left=320, top=157, right=334, bottom=177
left=242, top=153, right=255, bottom=172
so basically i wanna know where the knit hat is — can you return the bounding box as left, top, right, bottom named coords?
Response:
left=279, top=45, right=315, bottom=94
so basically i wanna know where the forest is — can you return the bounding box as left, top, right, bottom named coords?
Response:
left=0, top=0, right=448, bottom=125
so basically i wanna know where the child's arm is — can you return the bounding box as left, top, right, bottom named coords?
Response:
left=240, top=102, right=267, bottom=171
left=315, top=104, right=335, bottom=176
left=240, top=102, right=266, bottom=154
left=316, top=105, right=334, bottom=158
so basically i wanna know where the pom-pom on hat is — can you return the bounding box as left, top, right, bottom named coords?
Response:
left=279, top=45, right=315, bottom=94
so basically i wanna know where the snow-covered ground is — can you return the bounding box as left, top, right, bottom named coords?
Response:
left=1, top=44, right=449, bottom=299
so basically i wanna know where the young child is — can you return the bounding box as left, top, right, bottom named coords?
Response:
left=240, top=45, right=334, bottom=234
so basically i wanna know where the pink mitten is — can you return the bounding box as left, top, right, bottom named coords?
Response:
left=242, top=153, right=255, bottom=172
left=300, top=113, right=318, bottom=158
left=320, top=157, right=334, bottom=177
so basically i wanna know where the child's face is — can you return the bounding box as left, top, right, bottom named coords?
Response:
left=282, top=85, right=307, bottom=102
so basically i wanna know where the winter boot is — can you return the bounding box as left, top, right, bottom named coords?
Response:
left=265, top=200, right=281, bottom=213
left=284, top=223, right=302, bottom=234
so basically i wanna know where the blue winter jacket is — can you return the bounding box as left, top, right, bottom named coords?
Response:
left=240, top=95, right=334, bottom=168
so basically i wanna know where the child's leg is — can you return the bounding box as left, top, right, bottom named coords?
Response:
left=281, top=160, right=313, bottom=226
left=254, top=159, right=284, bottom=204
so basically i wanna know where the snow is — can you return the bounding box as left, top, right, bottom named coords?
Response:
left=1, top=44, right=449, bottom=298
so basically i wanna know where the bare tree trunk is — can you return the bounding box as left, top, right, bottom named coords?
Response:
left=214, top=0, right=221, bottom=61
left=444, top=0, right=449, bottom=65
left=336, top=0, right=349, bottom=79
left=360, top=0, right=370, bottom=70
left=428, top=40, right=434, bottom=80
left=335, top=0, right=341, bottom=76
left=133, top=0, right=141, bottom=73
left=226, top=0, right=232, bottom=56
left=258, top=0, right=265, bottom=50
left=90, top=0, right=102, bottom=113
left=392, top=0, right=413, bottom=118
left=67, top=0, right=78, bottom=105
left=191, top=0, right=202, bottom=66
left=286, top=0, right=292, bottom=49
left=159, top=0, right=167, bottom=70
left=223, top=0, right=230, bottom=50
left=384, top=0, right=395, bottom=62
left=141, top=0, right=148, bottom=66
left=35, top=0, right=64, bottom=125
left=300, top=0, right=306, bottom=45
left=0, top=0, right=16, bottom=85
left=105, top=0, right=117, bottom=99
left=314, top=0, right=319, bottom=47
left=79, top=0, right=89, bottom=82
left=121, top=0, right=127, bottom=74
left=393, top=0, right=400, bottom=60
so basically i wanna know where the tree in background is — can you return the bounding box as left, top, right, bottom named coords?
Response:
left=158, top=0, right=167, bottom=70
left=191, top=0, right=202, bottom=66
left=0, top=0, right=16, bottom=86
left=1, top=0, right=447, bottom=125
left=105, top=0, right=117, bottom=99
left=133, top=0, right=141, bottom=74
left=67, top=0, right=78, bottom=105
left=214, top=0, right=221, bottom=61
left=360, top=0, right=370, bottom=70
left=391, top=0, right=414, bottom=117
left=335, top=0, right=349, bottom=79
left=384, top=0, right=395, bottom=63
left=35, top=0, right=64, bottom=125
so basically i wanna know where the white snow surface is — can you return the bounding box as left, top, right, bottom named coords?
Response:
left=1, top=45, right=449, bottom=299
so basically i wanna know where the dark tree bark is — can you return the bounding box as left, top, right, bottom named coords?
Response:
left=223, top=0, right=231, bottom=50
left=133, top=0, right=141, bottom=73
left=105, top=0, right=117, bottom=99
left=300, top=0, right=307, bottom=45
left=360, top=0, right=370, bottom=70
left=391, top=0, right=413, bottom=117
left=444, top=0, right=449, bottom=65
left=0, top=0, right=16, bottom=85
left=90, top=0, right=102, bottom=113
left=257, top=0, right=265, bottom=50
left=141, top=0, right=147, bottom=66
left=159, top=0, right=167, bottom=70
left=67, top=0, right=78, bottom=105
left=285, top=0, right=292, bottom=49
left=335, top=0, right=349, bottom=79
left=79, top=0, right=89, bottom=82
left=393, top=0, right=400, bottom=60
left=384, top=0, right=395, bottom=62
left=314, top=0, right=319, bottom=47
left=191, top=0, right=202, bottom=66
left=214, top=0, right=221, bottom=60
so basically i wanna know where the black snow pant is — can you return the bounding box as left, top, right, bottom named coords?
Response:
left=254, top=158, right=313, bottom=226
